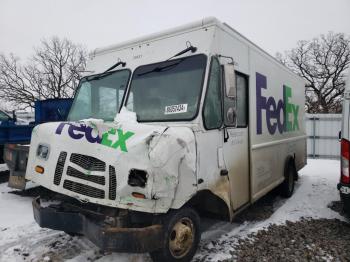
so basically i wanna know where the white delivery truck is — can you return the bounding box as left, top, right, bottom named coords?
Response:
left=339, top=71, right=350, bottom=212
left=20, top=17, right=306, bottom=261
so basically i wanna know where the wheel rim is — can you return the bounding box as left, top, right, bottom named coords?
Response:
left=168, top=217, right=195, bottom=258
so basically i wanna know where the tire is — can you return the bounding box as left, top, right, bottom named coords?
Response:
left=340, top=193, right=350, bottom=215
left=279, top=160, right=296, bottom=198
left=150, top=207, right=201, bottom=262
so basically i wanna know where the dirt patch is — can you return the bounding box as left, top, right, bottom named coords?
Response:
left=233, top=188, right=282, bottom=223
left=38, top=234, right=104, bottom=262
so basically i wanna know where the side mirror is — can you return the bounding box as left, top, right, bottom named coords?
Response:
left=226, top=107, right=236, bottom=126
left=224, top=64, right=236, bottom=98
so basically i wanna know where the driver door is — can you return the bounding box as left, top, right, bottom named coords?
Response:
left=222, top=70, right=250, bottom=211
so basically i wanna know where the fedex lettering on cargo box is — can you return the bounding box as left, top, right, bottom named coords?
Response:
left=256, top=72, right=299, bottom=135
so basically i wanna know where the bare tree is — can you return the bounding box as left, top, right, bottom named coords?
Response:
left=277, top=32, right=350, bottom=113
left=0, top=37, right=87, bottom=109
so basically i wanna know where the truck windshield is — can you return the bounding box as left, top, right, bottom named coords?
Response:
left=67, top=70, right=130, bottom=122
left=125, top=54, right=207, bottom=121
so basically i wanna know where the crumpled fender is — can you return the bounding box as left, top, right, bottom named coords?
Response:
left=148, top=127, right=197, bottom=206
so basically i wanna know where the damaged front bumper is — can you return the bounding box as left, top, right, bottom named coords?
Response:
left=32, top=197, right=164, bottom=253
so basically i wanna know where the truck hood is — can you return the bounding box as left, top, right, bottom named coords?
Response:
left=26, top=109, right=197, bottom=213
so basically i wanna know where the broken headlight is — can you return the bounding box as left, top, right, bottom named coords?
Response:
left=36, top=144, right=50, bottom=160
left=128, top=169, right=148, bottom=188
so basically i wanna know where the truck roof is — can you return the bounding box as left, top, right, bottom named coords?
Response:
left=92, top=17, right=276, bottom=60
left=91, top=17, right=304, bottom=83
left=92, top=17, right=219, bottom=56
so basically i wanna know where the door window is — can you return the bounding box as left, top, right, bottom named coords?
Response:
left=236, top=74, right=248, bottom=127
left=203, top=57, right=223, bottom=129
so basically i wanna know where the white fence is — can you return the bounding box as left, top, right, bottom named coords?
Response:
left=306, top=114, right=341, bottom=159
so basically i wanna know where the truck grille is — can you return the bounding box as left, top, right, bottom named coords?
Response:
left=109, top=166, right=117, bottom=200
left=66, top=166, right=105, bottom=185
left=63, top=180, right=105, bottom=199
left=53, top=152, right=67, bottom=185
left=56, top=152, right=117, bottom=201
left=70, top=153, right=106, bottom=171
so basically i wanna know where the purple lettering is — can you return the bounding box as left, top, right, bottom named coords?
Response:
left=266, top=97, right=277, bottom=134
left=85, top=126, right=102, bottom=144
left=68, top=124, right=85, bottom=140
left=55, top=122, right=69, bottom=135
left=276, top=100, right=285, bottom=133
left=256, top=72, right=287, bottom=135
left=256, top=73, right=267, bottom=134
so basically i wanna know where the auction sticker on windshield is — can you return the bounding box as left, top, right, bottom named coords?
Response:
left=165, top=104, right=188, bottom=114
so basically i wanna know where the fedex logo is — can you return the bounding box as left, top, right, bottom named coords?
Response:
left=256, top=72, right=299, bottom=135
left=55, top=123, right=134, bottom=152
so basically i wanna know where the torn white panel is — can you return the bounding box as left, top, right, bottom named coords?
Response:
left=149, top=127, right=197, bottom=206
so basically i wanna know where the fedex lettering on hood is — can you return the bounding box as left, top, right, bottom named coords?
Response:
left=55, top=123, right=134, bottom=152
left=256, top=72, right=299, bottom=135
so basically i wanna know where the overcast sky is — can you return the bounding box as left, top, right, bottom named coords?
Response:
left=1, top=0, right=349, bottom=60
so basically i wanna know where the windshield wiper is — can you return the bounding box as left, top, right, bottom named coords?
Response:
left=137, top=44, right=197, bottom=77
left=166, top=45, right=197, bottom=61
left=104, top=60, right=126, bottom=73
left=84, top=60, right=127, bottom=81
left=85, top=71, right=115, bottom=81
left=137, top=60, right=183, bottom=77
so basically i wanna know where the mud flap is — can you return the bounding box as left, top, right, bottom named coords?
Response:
left=8, top=174, right=26, bottom=190
left=4, top=144, right=28, bottom=190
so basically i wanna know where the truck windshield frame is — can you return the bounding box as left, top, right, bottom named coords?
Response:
left=67, top=69, right=131, bottom=122
left=124, top=54, right=207, bottom=122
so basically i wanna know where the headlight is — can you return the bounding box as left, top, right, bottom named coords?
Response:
left=36, top=144, right=50, bottom=160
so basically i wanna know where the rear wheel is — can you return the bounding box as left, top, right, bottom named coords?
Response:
left=150, top=207, right=201, bottom=262
left=279, top=160, right=296, bottom=198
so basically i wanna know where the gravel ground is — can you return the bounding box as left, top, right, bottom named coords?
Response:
left=197, top=201, right=350, bottom=262
left=216, top=198, right=350, bottom=262
left=229, top=218, right=350, bottom=262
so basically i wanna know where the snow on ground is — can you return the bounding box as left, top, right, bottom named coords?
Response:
left=254, top=158, right=342, bottom=226
left=0, top=159, right=343, bottom=262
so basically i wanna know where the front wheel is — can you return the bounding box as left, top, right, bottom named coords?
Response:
left=150, top=207, right=201, bottom=262
left=279, top=160, right=296, bottom=198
